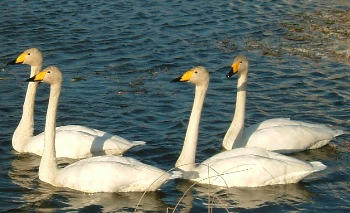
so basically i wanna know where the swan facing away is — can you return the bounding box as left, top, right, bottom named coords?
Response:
left=172, top=66, right=326, bottom=187
left=9, top=48, right=145, bottom=159
left=27, top=66, right=173, bottom=193
left=222, top=55, right=343, bottom=153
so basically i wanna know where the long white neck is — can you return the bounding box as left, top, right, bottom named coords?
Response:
left=222, top=71, right=248, bottom=150
left=12, top=65, right=41, bottom=152
left=175, top=83, right=208, bottom=171
left=39, top=82, right=60, bottom=184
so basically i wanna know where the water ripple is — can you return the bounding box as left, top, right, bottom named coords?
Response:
left=0, top=0, right=349, bottom=212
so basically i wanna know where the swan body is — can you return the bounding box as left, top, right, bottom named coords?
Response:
left=222, top=55, right=343, bottom=152
left=192, top=147, right=325, bottom=187
left=29, top=66, right=171, bottom=192
left=240, top=118, right=343, bottom=153
left=55, top=155, right=169, bottom=193
left=172, top=66, right=326, bottom=187
left=9, top=48, right=144, bottom=159
left=22, top=126, right=145, bottom=158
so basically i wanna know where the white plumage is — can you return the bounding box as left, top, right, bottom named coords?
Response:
left=192, top=147, right=326, bottom=187
left=23, top=125, right=145, bottom=158
left=241, top=118, right=343, bottom=153
left=55, top=155, right=169, bottom=193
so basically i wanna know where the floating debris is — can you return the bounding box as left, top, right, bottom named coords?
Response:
left=243, top=9, right=350, bottom=64
left=128, top=79, right=145, bottom=87
left=71, top=77, right=86, bottom=82
left=116, top=91, right=127, bottom=95
left=116, top=88, right=147, bottom=95
left=217, top=37, right=238, bottom=53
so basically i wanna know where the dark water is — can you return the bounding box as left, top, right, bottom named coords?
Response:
left=0, top=0, right=349, bottom=212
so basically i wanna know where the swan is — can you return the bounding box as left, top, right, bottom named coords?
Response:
left=222, top=55, right=343, bottom=153
left=172, top=66, right=326, bottom=187
left=8, top=48, right=145, bottom=159
left=26, top=66, right=175, bottom=192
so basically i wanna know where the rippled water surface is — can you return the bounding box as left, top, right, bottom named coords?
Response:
left=0, top=0, right=349, bottom=212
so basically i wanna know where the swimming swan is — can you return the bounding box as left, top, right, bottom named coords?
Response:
left=8, top=48, right=145, bottom=159
left=222, top=55, right=343, bottom=153
left=26, top=66, right=173, bottom=192
left=172, top=66, right=326, bottom=187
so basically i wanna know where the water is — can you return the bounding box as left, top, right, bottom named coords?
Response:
left=0, top=0, right=349, bottom=212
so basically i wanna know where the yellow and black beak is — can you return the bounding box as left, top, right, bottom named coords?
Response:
left=226, top=61, right=240, bottom=78
left=25, top=70, right=48, bottom=82
left=7, top=52, right=27, bottom=65
left=171, top=69, right=194, bottom=82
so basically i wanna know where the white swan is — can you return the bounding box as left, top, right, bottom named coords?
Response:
left=222, top=55, right=343, bottom=153
left=26, top=66, right=173, bottom=192
left=172, top=66, right=326, bottom=187
left=8, top=48, right=145, bottom=159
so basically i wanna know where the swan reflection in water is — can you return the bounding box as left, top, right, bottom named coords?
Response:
left=8, top=153, right=169, bottom=212
left=172, top=179, right=313, bottom=212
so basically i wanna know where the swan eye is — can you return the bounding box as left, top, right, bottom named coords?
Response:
left=194, top=71, right=198, bottom=74
left=47, top=71, right=51, bottom=73
left=27, top=53, right=31, bottom=55
left=240, top=61, right=242, bottom=64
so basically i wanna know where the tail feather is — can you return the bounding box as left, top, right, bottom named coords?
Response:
left=131, top=140, right=147, bottom=146
left=334, top=129, right=344, bottom=137
left=169, top=170, right=184, bottom=179
left=310, top=161, right=327, bottom=172
left=180, top=170, right=199, bottom=179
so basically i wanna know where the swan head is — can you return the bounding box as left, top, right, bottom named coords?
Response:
left=227, top=54, right=248, bottom=78
left=8, top=48, right=43, bottom=66
left=26, top=66, right=63, bottom=85
left=171, top=66, right=209, bottom=86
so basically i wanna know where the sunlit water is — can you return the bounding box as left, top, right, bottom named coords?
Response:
left=0, top=0, right=349, bottom=212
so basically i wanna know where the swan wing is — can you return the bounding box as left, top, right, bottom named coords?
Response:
left=200, top=147, right=270, bottom=164
left=246, top=118, right=342, bottom=133
left=244, top=123, right=343, bottom=153
left=56, top=125, right=107, bottom=136
left=242, top=119, right=343, bottom=153
left=55, top=156, right=169, bottom=193
left=246, top=118, right=292, bottom=131
left=56, top=125, right=147, bottom=146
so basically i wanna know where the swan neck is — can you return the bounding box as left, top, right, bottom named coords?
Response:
left=222, top=72, right=247, bottom=150
left=39, top=82, right=60, bottom=184
left=176, top=83, right=207, bottom=171
left=12, top=65, right=41, bottom=152
left=30, top=65, right=42, bottom=77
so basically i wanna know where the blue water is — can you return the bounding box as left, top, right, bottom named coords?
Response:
left=0, top=0, right=349, bottom=212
